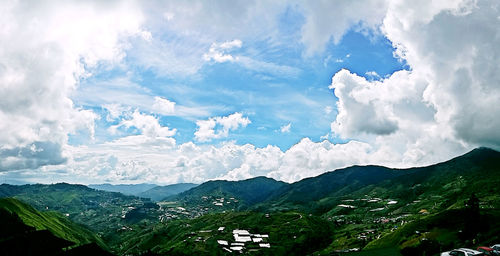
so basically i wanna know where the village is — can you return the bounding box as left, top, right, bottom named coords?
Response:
left=326, top=195, right=431, bottom=251
left=155, top=195, right=241, bottom=222
left=188, top=227, right=272, bottom=253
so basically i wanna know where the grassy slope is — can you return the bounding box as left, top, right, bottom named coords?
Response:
left=0, top=197, right=107, bottom=249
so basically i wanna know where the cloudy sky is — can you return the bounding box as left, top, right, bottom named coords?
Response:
left=1, top=0, right=499, bottom=185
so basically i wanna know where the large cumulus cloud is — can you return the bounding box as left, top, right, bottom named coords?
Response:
left=0, top=0, right=145, bottom=171
left=327, top=0, right=500, bottom=168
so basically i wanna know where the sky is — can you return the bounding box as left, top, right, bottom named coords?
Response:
left=0, top=0, right=499, bottom=185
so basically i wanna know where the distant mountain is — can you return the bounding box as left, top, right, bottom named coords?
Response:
left=138, top=183, right=198, bottom=201
left=170, top=176, right=288, bottom=207
left=0, top=197, right=112, bottom=255
left=88, top=183, right=157, bottom=196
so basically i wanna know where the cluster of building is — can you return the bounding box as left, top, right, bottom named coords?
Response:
left=337, top=197, right=399, bottom=212
left=206, top=196, right=238, bottom=207
left=216, top=229, right=271, bottom=253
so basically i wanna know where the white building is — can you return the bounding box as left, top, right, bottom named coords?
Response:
left=217, top=240, right=228, bottom=246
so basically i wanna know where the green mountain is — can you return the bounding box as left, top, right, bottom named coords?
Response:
left=169, top=176, right=288, bottom=208
left=261, top=148, right=500, bottom=214
left=88, top=183, right=158, bottom=196
left=260, top=165, right=406, bottom=212
left=0, top=197, right=112, bottom=255
left=261, top=147, right=500, bottom=255
left=138, top=183, right=198, bottom=201
left=0, top=148, right=498, bottom=255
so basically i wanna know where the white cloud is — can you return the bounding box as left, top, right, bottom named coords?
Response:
left=280, top=123, right=292, bottom=133
left=219, top=39, right=243, bottom=49
left=3, top=0, right=500, bottom=186
left=52, top=137, right=377, bottom=184
left=76, top=77, right=214, bottom=120
left=325, top=0, right=500, bottom=168
left=330, top=69, right=401, bottom=137
left=195, top=112, right=251, bottom=142
left=300, top=0, right=389, bottom=55
left=103, top=104, right=130, bottom=121
left=203, top=39, right=242, bottom=63
left=236, top=56, right=302, bottom=78
left=0, top=0, right=144, bottom=171
left=320, top=133, right=330, bottom=140
left=152, top=96, right=176, bottom=115
left=110, top=110, right=176, bottom=138
left=365, top=71, right=381, bottom=80
left=203, top=39, right=301, bottom=77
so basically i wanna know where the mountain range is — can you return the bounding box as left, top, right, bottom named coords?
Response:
left=0, top=147, right=499, bottom=255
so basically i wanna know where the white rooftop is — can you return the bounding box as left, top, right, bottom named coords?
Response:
left=233, top=229, right=250, bottom=235
left=338, top=204, right=356, bottom=208
left=234, top=234, right=252, bottom=242
left=259, top=243, right=271, bottom=248
left=230, top=246, right=243, bottom=251
left=217, top=240, right=228, bottom=245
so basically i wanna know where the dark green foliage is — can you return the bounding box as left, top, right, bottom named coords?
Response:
left=0, top=229, right=74, bottom=256
left=66, top=242, right=115, bottom=256
left=0, top=207, right=35, bottom=238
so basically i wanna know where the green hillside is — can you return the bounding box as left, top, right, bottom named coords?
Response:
left=138, top=183, right=198, bottom=201
left=0, top=148, right=498, bottom=255
left=0, top=197, right=106, bottom=248
left=0, top=197, right=114, bottom=255
left=0, top=183, right=158, bottom=234
left=170, top=176, right=288, bottom=208
left=274, top=148, right=500, bottom=255
left=260, top=148, right=500, bottom=214
left=118, top=211, right=332, bottom=256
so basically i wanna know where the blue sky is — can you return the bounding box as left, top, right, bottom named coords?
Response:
left=74, top=28, right=404, bottom=150
left=0, top=0, right=498, bottom=185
